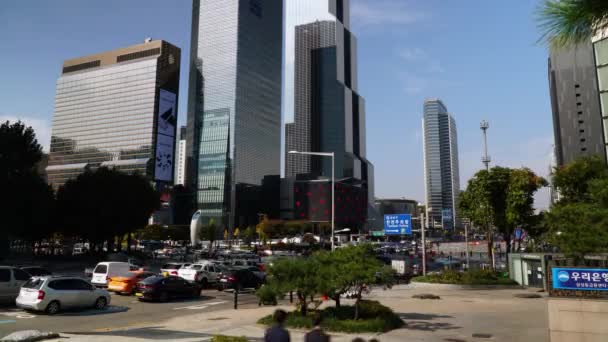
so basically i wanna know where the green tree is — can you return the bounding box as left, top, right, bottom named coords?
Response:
left=545, top=156, right=608, bottom=260
left=266, top=257, right=322, bottom=317
left=314, top=245, right=393, bottom=316
left=537, top=0, right=608, bottom=47
left=552, top=156, right=608, bottom=203
left=460, top=167, right=546, bottom=259
left=57, top=167, right=159, bottom=251
left=0, top=121, right=54, bottom=254
left=199, top=219, right=218, bottom=253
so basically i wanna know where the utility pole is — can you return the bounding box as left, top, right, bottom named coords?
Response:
left=420, top=211, right=426, bottom=276
left=480, top=120, right=491, bottom=171
left=465, top=223, right=470, bottom=270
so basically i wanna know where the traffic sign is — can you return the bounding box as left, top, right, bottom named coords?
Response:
left=384, top=214, right=412, bottom=235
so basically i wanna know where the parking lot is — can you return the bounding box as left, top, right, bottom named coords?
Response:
left=0, top=289, right=259, bottom=336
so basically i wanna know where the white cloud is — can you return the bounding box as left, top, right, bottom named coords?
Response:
left=398, top=47, right=426, bottom=61
left=351, top=0, right=427, bottom=27
left=426, top=60, right=445, bottom=73
left=403, top=74, right=462, bottom=95
left=0, top=114, right=51, bottom=152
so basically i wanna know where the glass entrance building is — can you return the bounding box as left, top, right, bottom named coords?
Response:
left=186, top=0, right=283, bottom=229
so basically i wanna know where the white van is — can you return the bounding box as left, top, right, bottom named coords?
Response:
left=91, top=262, right=131, bottom=287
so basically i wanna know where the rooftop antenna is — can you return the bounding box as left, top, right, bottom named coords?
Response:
left=480, top=120, right=491, bottom=171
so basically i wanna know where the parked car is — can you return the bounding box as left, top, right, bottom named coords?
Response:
left=0, top=266, right=32, bottom=303
left=20, top=266, right=52, bottom=277
left=91, top=262, right=132, bottom=287
left=134, top=275, right=200, bottom=302
left=108, top=271, right=156, bottom=295
left=177, top=263, right=221, bottom=287
left=217, top=268, right=264, bottom=291
left=16, top=276, right=110, bottom=315
left=160, top=263, right=191, bottom=276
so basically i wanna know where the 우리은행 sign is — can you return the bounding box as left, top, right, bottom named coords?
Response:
left=551, top=268, right=608, bottom=291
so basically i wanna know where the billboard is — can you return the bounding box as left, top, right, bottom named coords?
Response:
left=384, top=214, right=412, bottom=235
left=155, top=89, right=177, bottom=182
left=157, top=89, right=177, bottom=137
left=551, top=268, right=608, bottom=291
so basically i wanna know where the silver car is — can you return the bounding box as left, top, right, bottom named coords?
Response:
left=16, top=276, right=110, bottom=315
left=0, top=266, right=31, bottom=303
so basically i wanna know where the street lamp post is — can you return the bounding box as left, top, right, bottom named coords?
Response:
left=289, top=150, right=335, bottom=251
left=418, top=203, right=427, bottom=276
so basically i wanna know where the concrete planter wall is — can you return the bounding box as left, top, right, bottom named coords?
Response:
left=409, top=281, right=523, bottom=290
left=549, top=298, right=608, bottom=341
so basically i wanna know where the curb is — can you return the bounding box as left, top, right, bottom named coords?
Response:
left=409, top=281, right=523, bottom=290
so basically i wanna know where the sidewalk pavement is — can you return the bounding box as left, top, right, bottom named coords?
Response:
left=49, top=285, right=549, bottom=342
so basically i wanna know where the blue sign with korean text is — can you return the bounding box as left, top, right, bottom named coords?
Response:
left=551, top=268, right=608, bottom=291
left=384, top=214, right=412, bottom=235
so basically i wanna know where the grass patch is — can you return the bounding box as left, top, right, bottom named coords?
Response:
left=412, top=270, right=518, bottom=285
left=257, top=300, right=404, bottom=333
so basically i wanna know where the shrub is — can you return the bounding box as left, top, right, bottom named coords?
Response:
left=257, top=301, right=404, bottom=333
left=255, top=285, right=278, bottom=306
left=210, top=336, right=248, bottom=342
left=412, top=270, right=518, bottom=285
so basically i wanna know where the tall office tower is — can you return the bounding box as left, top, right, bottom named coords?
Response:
left=47, top=39, right=180, bottom=189
left=187, top=0, right=283, bottom=229
left=284, top=0, right=374, bottom=209
left=422, top=99, right=460, bottom=229
left=174, top=126, right=187, bottom=186
left=549, top=42, right=606, bottom=166
left=593, top=28, right=608, bottom=163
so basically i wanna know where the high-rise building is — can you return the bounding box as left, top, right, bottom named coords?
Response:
left=47, top=39, right=181, bottom=189
left=174, top=126, right=187, bottom=186
left=187, top=0, right=283, bottom=229
left=549, top=42, right=606, bottom=166
left=422, top=99, right=460, bottom=229
left=593, top=27, right=608, bottom=163
left=284, top=0, right=374, bottom=219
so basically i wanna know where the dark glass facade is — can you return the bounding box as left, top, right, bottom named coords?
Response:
left=187, top=0, right=283, bottom=229
left=47, top=40, right=180, bottom=189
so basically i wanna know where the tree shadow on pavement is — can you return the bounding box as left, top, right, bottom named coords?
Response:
left=65, top=327, right=211, bottom=340
left=397, top=313, right=461, bottom=332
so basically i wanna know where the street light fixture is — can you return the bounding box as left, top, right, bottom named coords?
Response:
left=288, top=150, right=335, bottom=251
left=417, top=202, right=426, bottom=276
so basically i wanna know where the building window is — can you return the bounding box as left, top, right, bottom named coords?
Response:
left=581, top=138, right=586, bottom=142
left=580, top=129, right=585, bottom=133
left=582, top=147, right=587, bottom=152
left=576, top=93, right=581, bottom=97
left=578, top=111, right=583, bottom=115
left=575, top=84, right=580, bottom=88
left=577, top=102, right=582, bottom=106
left=579, top=120, right=584, bottom=124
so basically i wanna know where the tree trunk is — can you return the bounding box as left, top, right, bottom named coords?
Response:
left=116, top=236, right=123, bottom=252
left=504, top=232, right=511, bottom=255
left=354, top=293, right=361, bottom=320
left=298, top=293, right=307, bottom=317
left=127, top=234, right=132, bottom=253
left=333, top=295, right=341, bottom=308
left=486, top=235, right=494, bottom=270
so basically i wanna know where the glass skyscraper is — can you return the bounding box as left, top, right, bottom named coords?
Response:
left=47, top=40, right=181, bottom=189
left=592, top=28, right=608, bottom=163
left=187, top=0, right=283, bottom=229
left=423, top=99, right=460, bottom=229
left=284, top=0, right=374, bottom=210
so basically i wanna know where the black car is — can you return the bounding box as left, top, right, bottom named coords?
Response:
left=135, top=275, right=201, bottom=302
left=20, top=266, right=52, bottom=277
left=217, top=268, right=264, bottom=291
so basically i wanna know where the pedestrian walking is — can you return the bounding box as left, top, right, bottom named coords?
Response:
left=305, top=313, right=330, bottom=342
left=265, top=309, right=290, bottom=342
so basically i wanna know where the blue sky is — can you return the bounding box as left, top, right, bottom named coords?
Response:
left=0, top=0, right=553, bottom=208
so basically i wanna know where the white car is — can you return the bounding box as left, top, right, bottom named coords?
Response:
left=160, top=263, right=191, bottom=276
left=91, top=262, right=131, bottom=287
left=177, top=263, right=221, bottom=286
left=16, top=276, right=110, bottom=315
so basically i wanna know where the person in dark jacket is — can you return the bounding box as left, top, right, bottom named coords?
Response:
left=265, top=309, right=290, bottom=342
left=305, top=313, right=330, bottom=342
